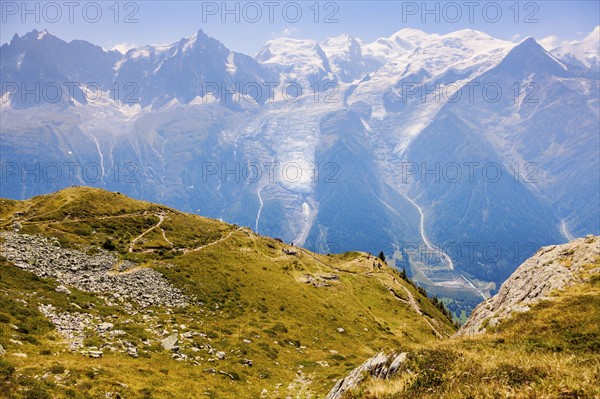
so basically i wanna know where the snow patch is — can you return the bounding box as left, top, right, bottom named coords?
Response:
left=226, top=52, right=237, bottom=75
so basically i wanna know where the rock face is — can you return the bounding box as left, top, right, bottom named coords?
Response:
left=458, top=235, right=599, bottom=336
left=325, top=351, right=408, bottom=399
left=0, top=232, right=189, bottom=308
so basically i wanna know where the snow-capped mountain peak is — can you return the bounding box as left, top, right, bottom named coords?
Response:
left=256, top=38, right=327, bottom=67
left=320, top=33, right=360, bottom=60
left=389, top=28, right=431, bottom=44
left=255, top=38, right=332, bottom=84
left=584, top=25, right=600, bottom=44
left=551, top=25, right=600, bottom=71
left=320, top=34, right=379, bottom=82
left=361, top=30, right=421, bottom=64
left=444, top=28, right=494, bottom=39
left=321, top=33, right=355, bottom=48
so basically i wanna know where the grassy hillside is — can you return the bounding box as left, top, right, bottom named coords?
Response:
left=0, top=187, right=456, bottom=399
left=342, top=246, right=600, bottom=398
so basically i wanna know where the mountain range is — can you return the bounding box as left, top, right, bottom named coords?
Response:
left=1, top=26, right=599, bottom=314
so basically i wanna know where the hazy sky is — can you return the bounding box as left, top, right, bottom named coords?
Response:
left=1, top=1, right=598, bottom=55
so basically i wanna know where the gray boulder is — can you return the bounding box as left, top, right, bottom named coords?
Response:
left=55, top=285, right=71, bottom=295
left=161, top=333, right=179, bottom=351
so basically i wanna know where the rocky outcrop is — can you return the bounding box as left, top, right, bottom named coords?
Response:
left=1, top=232, right=190, bottom=308
left=458, top=235, right=599, bottom=336
left=325, top=351, right=408, bottom=399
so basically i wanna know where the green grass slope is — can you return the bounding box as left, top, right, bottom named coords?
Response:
left=0, top=187, right=456, bottom=399
left=343, top=242, right=600, bottom=398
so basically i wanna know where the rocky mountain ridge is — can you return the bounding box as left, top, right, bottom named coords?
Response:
left=458, top=234, right=599, bottom=336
